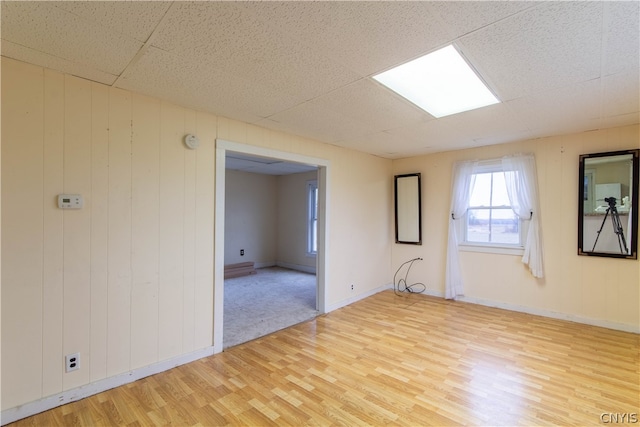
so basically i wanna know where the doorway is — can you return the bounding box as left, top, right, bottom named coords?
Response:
left=213, top=139, right=329, bottom=353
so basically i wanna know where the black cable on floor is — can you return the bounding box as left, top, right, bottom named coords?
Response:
left=393, top=257, right=426, bottom=296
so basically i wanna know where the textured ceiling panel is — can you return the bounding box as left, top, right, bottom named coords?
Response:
left=427, top=1, right=537, bottom=38
left=149, top=2, right=361, bottom=104
left=286, top=79, right=431, bottom=134
left=1, top=40, right=117, bottom=85
left=506, top=79, right=603, bottom=136
left=226, top=153, right=317, bottom=175
left=439, top=103, right=532, bottom=146
left=1, top=2, right=142, bottom=75
left=261, top=102, right=373, bottom=145
left=238, top=1, right=453, bottom=76
left=52, top=1, right=172, bottom=43
left=117, top=47, right=300, bottom=123
left=1, top=1, right=638, bottom=159
left=602, top=0, right=640, bottom=76
left=460, top=1, right=603, bottom=101
left=382, top=119, right=470, bottom=155
left=602, top=71, right=640, bottom=119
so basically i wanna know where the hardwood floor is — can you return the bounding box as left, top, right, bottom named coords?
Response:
left=9, top=291, right=639, bottom=426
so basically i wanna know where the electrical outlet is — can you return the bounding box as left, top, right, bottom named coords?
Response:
left=350, top=284, right=354, bottom=291
left=65, top=353, right=80, bottom=373
left=240, top=249, right=245, bottom=256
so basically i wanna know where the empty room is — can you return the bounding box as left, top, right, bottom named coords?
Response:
left=1, top=2, right=638, bottom=426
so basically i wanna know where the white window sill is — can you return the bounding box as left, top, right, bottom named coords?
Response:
left=459, top=243, right=524, bottom=256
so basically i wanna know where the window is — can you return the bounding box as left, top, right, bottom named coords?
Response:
left=466, top=171, right=521, bottom=246
left=447, top=155, right=543, bottom=298
left=307, top=180, right=318, bottom=255
left=461, top=163, right=524, bottom=251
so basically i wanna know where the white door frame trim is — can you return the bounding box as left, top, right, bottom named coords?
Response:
left=213, top=139, right=330, bottom=353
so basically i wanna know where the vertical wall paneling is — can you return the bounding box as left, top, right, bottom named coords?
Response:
left=1, top=59, right=45, bottom=409
left=182, top=110, right=197, bottom=352
left=62, top=75, right=93, bottom=390
left=130, top=94, right=161, bottom=369
left=106, top=88, right=133, bottom=376
left=158, top=102, right=185, bottom=360
left=42, top=69, right=65, bottom=396
left=89, top=83, right=110, bottom=382
left=194, top=112, right=215, bottom=349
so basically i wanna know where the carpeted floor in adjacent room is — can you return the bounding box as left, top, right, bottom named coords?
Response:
left=223, top=266, right=317, bottom=349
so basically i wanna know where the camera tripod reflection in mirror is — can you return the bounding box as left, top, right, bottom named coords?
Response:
left=592, top=197, right=628, bottom=254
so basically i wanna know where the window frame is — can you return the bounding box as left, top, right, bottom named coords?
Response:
left=307, top=180, right=318, bottom=256
left=458, top=161, right=526, bottom=255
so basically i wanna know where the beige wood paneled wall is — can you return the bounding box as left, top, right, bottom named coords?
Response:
left=392, top=125, right=640, bottom=331
left=1, top=58, right=394, bottom=413
left=1, top=59, right=216, bottom=410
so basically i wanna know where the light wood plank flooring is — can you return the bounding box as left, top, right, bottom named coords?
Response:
left=9, top=291, right=639, bottom=426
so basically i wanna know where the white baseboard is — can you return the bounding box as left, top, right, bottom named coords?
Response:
left=252, top=261, right=316, bottom=274
left=457, top=295, right=640, bottom=334
left=254, top=261, right=276, bottom=269
left=1, top=346, right=215, bottom=426
left=385, top=286, right=638, bottom=334
left=326, top=283, right=393, bottom=312
left=276, top=261, right=316, bottom=274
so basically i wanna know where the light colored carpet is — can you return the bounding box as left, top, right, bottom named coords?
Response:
left=223, top=267, right=317, bottom=349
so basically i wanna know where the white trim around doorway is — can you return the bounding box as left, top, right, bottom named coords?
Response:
left=213, top=139, right=330, bottom=354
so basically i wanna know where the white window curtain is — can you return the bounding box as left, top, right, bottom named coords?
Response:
left=445, top=161, right=477, bottom=299
left=502, top=154, right=544, bottom=278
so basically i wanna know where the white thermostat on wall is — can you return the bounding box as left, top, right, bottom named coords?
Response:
left=58, top=194, right=83, bottom=209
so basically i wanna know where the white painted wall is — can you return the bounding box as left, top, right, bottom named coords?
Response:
left=223, top=169, right=318, bottom=272
left=224, top=169, right=278, bottom=266
left=392, top=125, right=640, bottom=331
left=1, top=58, right=393, bottom=413
left=277, top=170, right=318, bottom=271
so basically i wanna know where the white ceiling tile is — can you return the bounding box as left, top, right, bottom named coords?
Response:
left=383, top=118, right=471, bottom=154
left=1, top=1, right=638, bottom=159
left=239, top=1, right=453, bottom=77
left=428, top=1, right=537, bottom=38
left=150, top=2, right=360, bottom=103
left=117, top=47, right=300, bottom=123
left=439, top=103, right=532, bottom=145
left=279, top=79, right=431, bottom=134
left=52, top=1, right=172, bottom=43
left=1, top=2, right=143, bottom=76
left=459, top=2, right=603, bottom=100
left=265, top=101, right=373, bottom=144
left=602, top=71, right=640, bottom=118
left=1, top=40, right=117, bottom=85
left=603, top=1, right=640, bottom=76
left=226, top=153, right=316, bottom=175
left=507, top=79, right=603, bottom=135
left=601, top=112, right=640, bottom=130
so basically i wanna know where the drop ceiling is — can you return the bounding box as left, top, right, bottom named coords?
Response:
left=1, top=1, right=638, bottom=159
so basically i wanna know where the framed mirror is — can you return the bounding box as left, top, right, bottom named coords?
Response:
left=578, top=149, right=639, bottom=259
left=395, top=173, right=422, bottom=245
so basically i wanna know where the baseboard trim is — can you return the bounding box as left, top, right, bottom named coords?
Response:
left=385, top=286, right=638, bottom=333
left=457, top=295, right=640, bottom=334
left=1, top=346, right=215, bottom=426
left=252, top=261, right=317, bottom=274
left=326, top=283, right=393, bottom=312
left=254, top=261, right=276, bottom=269
left=276, top=261, right=317, bottom=274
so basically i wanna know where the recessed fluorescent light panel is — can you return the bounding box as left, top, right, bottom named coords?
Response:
left=373, top=45, right=499, bottom=118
